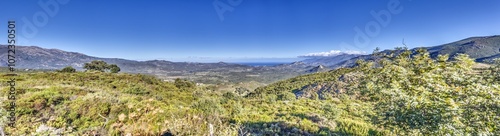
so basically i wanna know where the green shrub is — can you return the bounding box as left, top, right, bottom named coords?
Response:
left=191, top=98, right=222, bottom=115
left=264, top=94, right=277, bottom=103
left=222, top=91, right=239, bottom=100
left=59, top=66, right=76, bottom=73
left=278, top=92, right=296, bottom=101
left=109, top=64, right=121, bottom=73
left=83, top=60, right=121, bottom=73
left=174, top=78, right=195, bottom=91
left=123, top=86, right=149, bottom=95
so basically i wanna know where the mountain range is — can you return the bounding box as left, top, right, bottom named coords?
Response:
left=327, top=35, right=500, bottom=68
left=1, top=35, right=499, bottom=83
left=0, top=45, right=306, bottom=84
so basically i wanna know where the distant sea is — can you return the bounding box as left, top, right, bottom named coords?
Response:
left=232, top=62, right=289, bottom=66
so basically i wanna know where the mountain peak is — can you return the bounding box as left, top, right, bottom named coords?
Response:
left=306, top=64, right=328, bottom=73
left=299, top=50, right=366, bottom=58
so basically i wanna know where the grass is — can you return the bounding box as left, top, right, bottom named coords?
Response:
left=2, top=50, right=497, bottom=135
left=0, top=70, right=373, bottom=135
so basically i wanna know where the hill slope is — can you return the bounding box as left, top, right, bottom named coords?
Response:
left=333, top=35, right=500, bottom=68
left=0, top=70, right=389, bottom=135
left=251, top=48, right=500, bottom=135
left=0, top=45, right=251, bottom=72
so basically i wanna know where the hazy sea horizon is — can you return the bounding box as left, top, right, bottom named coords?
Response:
left=231, top=62, right=291, bottom=66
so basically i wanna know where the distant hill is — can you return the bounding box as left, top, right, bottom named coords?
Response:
left=0, top=45, right=97, bottom=69
left=300, top=54, right=361, bottom=67
left=306, top=65, right=328, bottom=73
left=427, top=35, right=500, bottom=61
left=0, top=45, right=305, bottom=84
left=256, top=35, right=500, bottom=100
left=1, top=35, right=499, bottom=83
left=0, top=45, right=251, bottom=72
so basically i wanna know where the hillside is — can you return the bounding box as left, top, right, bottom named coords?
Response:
left=2, top=47, right=498, bottom=135
left=332, top=35, right=500, bottom=68
left=0, top=70, right=388, bottom=135
left=2, top=35, right=499, bottom=84
left=251, top=48, right=500, bottom=135
left=300, top=54, right=362, bottom=67
left=427, top=35, right=500, bottom=61
left=0, top=45, right=252, bottom=72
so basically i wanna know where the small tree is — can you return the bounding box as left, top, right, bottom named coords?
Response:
left=109, top=64, right=121, bottom=73
left=59, top=66, right=76, bottom=73
left=83, top=60, right=121, bottom=73
left=174, top=78, right=195, bottom=91
left=84, top=60, right=108, bottom=72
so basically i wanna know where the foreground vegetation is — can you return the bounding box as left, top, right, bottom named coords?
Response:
left=0, top=48, right=499, bottom=135
left=252, top=48, right=500, bottom=135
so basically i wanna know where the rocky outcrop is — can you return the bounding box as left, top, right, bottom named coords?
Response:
left=294, top=72, right=364, bottom=99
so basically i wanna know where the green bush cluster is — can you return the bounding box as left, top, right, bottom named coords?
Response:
left=83, top=60, right=120, bottom=73
left=58, top=66, right=76, bottom=73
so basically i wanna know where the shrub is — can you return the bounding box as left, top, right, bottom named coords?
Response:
left=59, top=66, right=76, bottom=73
left=263, top=94, right=278, bottom=103
left=109, top=64, right=121, bottom=73
left=84, top=60, right=121, bottom=73
left=123, top=86, right=149, bottom=95
left=84, top=60, right=108, bottom=72
left=174, top=78, right=195, bottom=91
left=278, top=92, right=296, bottom=101
left=223, top=91, right=239, bottom=100
left=191, top=98, right=222, bottom=115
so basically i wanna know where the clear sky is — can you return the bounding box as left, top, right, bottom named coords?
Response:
left=1, top=0, right=499, bottom=62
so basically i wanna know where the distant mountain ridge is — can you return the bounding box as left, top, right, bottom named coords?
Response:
left=330, top=35, right=500, bottom=68
left=0, top=45, right=251, bottom=72
left=427, top=35, right=500, bottom=61
left=0, top=45, right=103, bottom=69
left=0, top=45, right=308, bottom=84
left=300, top=54, right=362, bottom=66
left=0, top=35, right=498, bottom=81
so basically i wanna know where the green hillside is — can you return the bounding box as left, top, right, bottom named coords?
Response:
left=427, top=35, right=500, bottom=62
left=0, top=70, right=384, bottom=135
left=0, top=48, right=499, bottom=135
left=251, top=48, right=500, bottom=135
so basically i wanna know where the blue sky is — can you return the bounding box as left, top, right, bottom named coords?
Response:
left=1, top=0, right=499, bottom=62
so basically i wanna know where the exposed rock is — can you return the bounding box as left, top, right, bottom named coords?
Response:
left=306, top=65, right=328, bottom=73
left=35, top=124, right=64, bottom=136
left=294, top=72, right=364, bottom=99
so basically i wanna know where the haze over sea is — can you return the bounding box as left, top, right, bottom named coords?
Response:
left=232, top=62, right=289, bottom=67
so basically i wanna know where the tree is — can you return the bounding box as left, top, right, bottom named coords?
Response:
left=109, top=64, right=121, bottom=73
left=174, top=78, right=195, bottom=91
left=84, top=60, right=108, bottom=72
left=59, top=66, right=76, bottom=73
left=83, top=60, right=121, bottom=73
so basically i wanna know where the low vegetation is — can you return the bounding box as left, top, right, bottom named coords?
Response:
left=57, top=66, right=77, bottom=73
left=0, top=48, right=499, bottom=135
